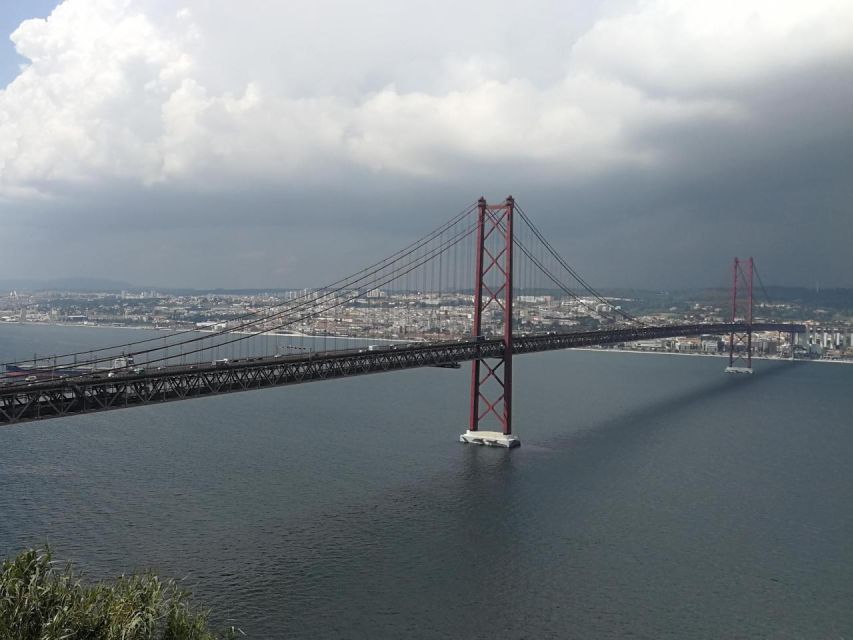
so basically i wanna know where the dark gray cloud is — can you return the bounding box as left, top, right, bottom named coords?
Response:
left=0, top=0, right=851, bottom=290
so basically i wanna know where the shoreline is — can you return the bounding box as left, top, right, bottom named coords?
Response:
left=573, top=346, right=853, bottom=365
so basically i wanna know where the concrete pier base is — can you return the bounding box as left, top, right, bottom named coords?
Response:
left=459, top=430, right=521, bottom=448
left=725, top=366, right=754, bottom=374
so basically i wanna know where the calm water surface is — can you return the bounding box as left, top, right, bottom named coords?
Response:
left=1, top=323, right=852, bottom=638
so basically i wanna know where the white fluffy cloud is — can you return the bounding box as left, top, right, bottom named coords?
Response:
left=573, top=0, right=853, bottom=93
left=0, top=0, right=851, bottom=198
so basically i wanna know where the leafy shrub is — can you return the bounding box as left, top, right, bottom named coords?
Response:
left=0, top=547, right=237, bottom=639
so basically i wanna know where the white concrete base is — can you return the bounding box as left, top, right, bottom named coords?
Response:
left=725, top=366, right=754, bottom=374
left=459, top=430, right=521, bottom=448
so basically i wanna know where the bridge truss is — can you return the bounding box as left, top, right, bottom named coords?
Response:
left=0, top=322, right=804, bottom=426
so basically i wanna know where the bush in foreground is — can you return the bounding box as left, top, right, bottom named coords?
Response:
left=0, top=547, right=237, bottom=640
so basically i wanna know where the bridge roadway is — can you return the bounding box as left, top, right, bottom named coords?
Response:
left=0, top=322, right=804, bottom=425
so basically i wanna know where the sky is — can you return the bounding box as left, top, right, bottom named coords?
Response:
left=0, top=0, right=851, bottom=290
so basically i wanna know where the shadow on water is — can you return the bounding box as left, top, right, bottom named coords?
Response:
left=540, top=358, right=807, bottom=453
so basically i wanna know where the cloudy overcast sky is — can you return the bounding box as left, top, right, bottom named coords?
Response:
left=0, top=0, right=851, bottom=289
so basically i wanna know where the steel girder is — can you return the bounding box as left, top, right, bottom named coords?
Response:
left=0, top=322, right=804, bottom=425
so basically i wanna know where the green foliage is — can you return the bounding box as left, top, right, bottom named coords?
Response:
left=0, top=547, right=237, bottom=640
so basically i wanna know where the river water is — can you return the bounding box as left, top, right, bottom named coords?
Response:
left=1, top=323, right=852, bottom=638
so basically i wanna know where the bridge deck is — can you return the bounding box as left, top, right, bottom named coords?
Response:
left=0, top=323, right=804, bottom=425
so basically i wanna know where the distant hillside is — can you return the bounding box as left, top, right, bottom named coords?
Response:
left=602, top=286, right=853, bottom=316
left=686, top=286, right=853, bottom=313
left=0, top=277, right=137, bottom=292
left=761, top=286, right=853, bottom=310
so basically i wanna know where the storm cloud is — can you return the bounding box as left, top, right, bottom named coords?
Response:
left=1, top=0, right=851, bottom=289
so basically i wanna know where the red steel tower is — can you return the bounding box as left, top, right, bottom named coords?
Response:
left=726, top=256, right=754, bottom=374
left=460, top=196, right=520, bottom=447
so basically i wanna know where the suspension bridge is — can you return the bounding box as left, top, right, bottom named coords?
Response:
left=0, top=197, right=804, bottom=444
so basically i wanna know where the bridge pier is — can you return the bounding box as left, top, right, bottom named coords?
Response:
left=724, top=366, right=754, bottom=374
left=459, top=430, right=521, bottom=448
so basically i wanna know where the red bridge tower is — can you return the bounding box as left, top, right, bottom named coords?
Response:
left=459, top=196, right=520, bottom=448
left=726, top=256, right=754, bottom=374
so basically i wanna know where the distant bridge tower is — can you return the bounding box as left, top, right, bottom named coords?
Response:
left=725, top=256, right=754, bottom=374
left=460, top=196, right=520, bottom=447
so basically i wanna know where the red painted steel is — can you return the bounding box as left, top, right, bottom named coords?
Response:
left=728, top=256, right=754, bottom=368
left=728, top=257, right=739, bottom=367
left=747, top=257, right=754, bottom=368
left=469, top=198, right=487, bottom=432
left=468, top=196, right=515, bottom=434
left=503, top=196, right=514, bottom=435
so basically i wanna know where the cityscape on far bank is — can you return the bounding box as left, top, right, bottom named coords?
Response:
left=2, top=285, right=852, bottom=363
